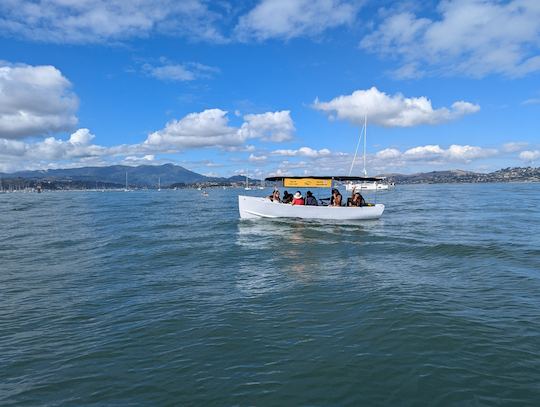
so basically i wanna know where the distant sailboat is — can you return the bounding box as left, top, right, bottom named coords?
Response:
left=244, top=174, right=252, bottom=190
left=124, top=172, right=129, bottom=192
left=158, top=176, right=161, bottom=191
left=345, top=115, right=392, bottom=192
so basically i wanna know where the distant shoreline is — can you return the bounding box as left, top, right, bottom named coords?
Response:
left=1, top=165, right=538, bottom=192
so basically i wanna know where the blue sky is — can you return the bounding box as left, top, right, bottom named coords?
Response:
left=0, top=0, right=539, bottom=176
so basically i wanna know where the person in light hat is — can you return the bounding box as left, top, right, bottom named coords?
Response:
left=291, top=191, right=305, bottom=205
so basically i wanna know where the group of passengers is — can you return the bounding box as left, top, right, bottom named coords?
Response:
left=268, top=187, right=367, bottom=207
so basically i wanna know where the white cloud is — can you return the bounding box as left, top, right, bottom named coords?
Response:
left=389, top=144, right=497, bottom=163
left=145, top=109, right=244, bottom=149
left=519, top=150, right=540, bottom=162
left=375, top=148, right=401, bottom=159
left=145, top=109, right=295, bottom=150
left=360, top=1, right=540, bottom=78
left=313, top=87, right=479, bottom=127
left=0, top=0, right=224, bottom=44
left=241, top=111, right=295, bottom=142
left=122, top=154, right=157, bottom=165
left=502, top=142, right=528, bottom=153
left=235, top=0, right=360, bottom=41
left=0, top=107, right=296, bottom=171
left=402, top=145, right=445, bottom=160
left=0, top=63, right=78, bottom=139
left=0, top=128, right=112, bottom=172
left=249, top=153, right=267, bottom=162
left=272, top=146, right=332, bottom=157
left=142, top=61, right=219, bottom=82
left=444, top=144, right=497, bottom=161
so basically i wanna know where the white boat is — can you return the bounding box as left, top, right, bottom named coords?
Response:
left=239, top=196, right=384, bottom=220
left=238, top=175, right=385, bottom=221
left=158, top=176, right=161, bottom=191
left=344, top=179, right=392, bottom=191
left=244, top=173, right=252, bottom=190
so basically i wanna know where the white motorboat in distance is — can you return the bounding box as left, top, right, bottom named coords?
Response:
left=239, top=176, right=385, bottom=221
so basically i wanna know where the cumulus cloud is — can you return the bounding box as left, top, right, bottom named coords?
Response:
left=241, top=111, right=295, bottom=142
left=235, top=0, right=360, bottom=41
left=0, top=0, right=224, bottom=44
left=0, top=63, right=78, bottom=139
left=375, top=148, right=401, bottom=159
left=519, top=150, right=540, bottom=162
left=145, top=109, right=244, bottom=149
left=144, top=109, right=295, bottom=149
left=0, top=128, right=110, bottom=172
left=313, top=87, right=479, bottom=127
left=0, top=107, right=295, bottom=171
left=360, top=0, right=540, bottom=78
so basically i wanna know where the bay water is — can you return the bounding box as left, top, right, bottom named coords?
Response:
left=1, top=184, right=539, bottom=406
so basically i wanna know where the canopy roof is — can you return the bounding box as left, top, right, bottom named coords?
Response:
left=265, top=176, right=384, bottom=182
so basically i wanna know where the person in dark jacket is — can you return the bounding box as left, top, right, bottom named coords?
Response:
left=282, top=190, right=293, bottom=204
left=305, top=190, right=318, bottom=206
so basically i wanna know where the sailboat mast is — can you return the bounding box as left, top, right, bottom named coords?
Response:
left=125, top=172, right=128, bottom=190
left=348, top=117, right=366, bottom=176
left=363, top=114, right=367, bottom=176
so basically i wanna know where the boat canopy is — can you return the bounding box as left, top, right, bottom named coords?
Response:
left=264, top=176, right=384, bottom=188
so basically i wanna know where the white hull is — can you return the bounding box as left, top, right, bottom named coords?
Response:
left=345, top=182, right=390, bottom=191
left=239, top=196, right=384, bottom=220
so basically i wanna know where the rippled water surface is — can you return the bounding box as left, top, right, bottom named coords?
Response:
left=1, top=184, right=540, bottom=406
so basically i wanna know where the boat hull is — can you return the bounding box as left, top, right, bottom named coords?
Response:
left=345, top=182, right=390, bottom=191
left=238, top=196, right=384, bottom=220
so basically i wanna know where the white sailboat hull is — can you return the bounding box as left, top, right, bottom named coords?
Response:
left=345, top=182, right=390, bottom=191
left=238, top=196, right=384, bottom=220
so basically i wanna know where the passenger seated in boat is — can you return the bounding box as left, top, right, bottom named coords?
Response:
left=330, top=188, right=342, bottom=206
left=305, top=190, right=318, bottom=206
left=282, top=190, right=293, bottom=204
left=292, top=191, right=305, bottom=205
left=268, top=190, right=281, bottom=202
left=348, top=188, right=366, bottom=207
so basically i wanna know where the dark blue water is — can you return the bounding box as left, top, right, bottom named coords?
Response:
left=1, top=184, right=539, bottom=406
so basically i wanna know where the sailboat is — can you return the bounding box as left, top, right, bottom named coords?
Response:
left=158, top=176, right=161, bottom=191
left=124, top=172, right=129, bottom=192
left=244, top=174, right=252, bottom=190
left=345, top=115, right=392, bottom=191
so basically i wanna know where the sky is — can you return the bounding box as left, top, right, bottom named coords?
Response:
left=0, top=0, right=539, bottom=177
